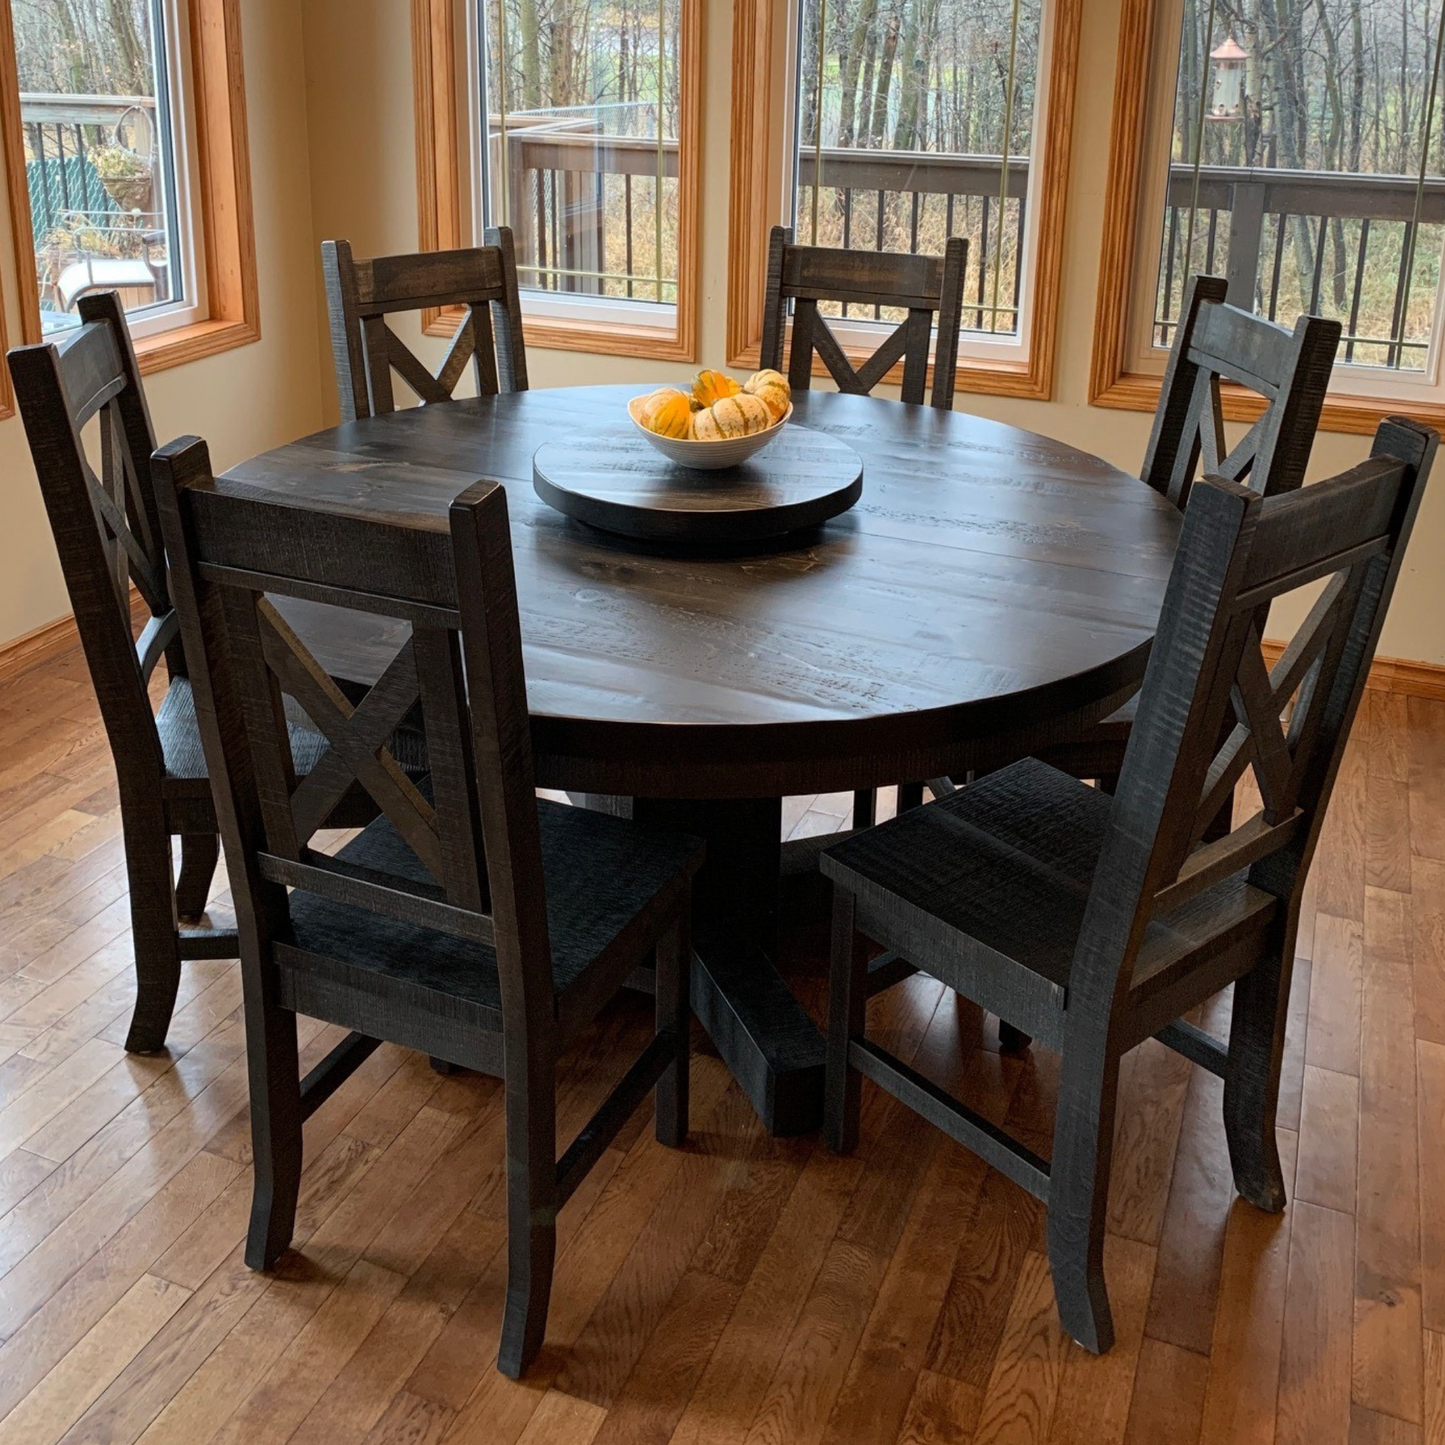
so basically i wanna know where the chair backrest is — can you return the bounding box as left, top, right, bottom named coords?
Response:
left=1072, top=416, right=1435, bottom=1018
left=322, top=228, right=529, bottom=423
left=151, top=438, right=557, bottom=1037
left=759, top=225, right=968, bottom=410
left=1144, top=274, right=1342, bottom=509
left=7, top=291, right=178, bottom=785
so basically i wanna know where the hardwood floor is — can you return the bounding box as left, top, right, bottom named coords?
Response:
left=0, top=645, right=1440, bottom=1444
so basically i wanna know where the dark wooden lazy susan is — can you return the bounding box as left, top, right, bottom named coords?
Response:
left=532, top=425, right=864, bottom=543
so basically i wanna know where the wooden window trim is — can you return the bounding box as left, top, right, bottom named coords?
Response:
left=1090, top=0, right=1445, bottom=437
left=0, top=0, right=259, bottom=383
left=413, top=0, right=701, bottom=363
left=726, top=0, right=1081, bottom=402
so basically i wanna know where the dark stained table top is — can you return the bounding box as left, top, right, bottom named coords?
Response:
left=221, top=385, right=1182, bottom=799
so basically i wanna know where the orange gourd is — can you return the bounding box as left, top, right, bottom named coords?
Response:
left=637, top=387, right=694, bottom=439
left=691, top=369, right=742, bottom=408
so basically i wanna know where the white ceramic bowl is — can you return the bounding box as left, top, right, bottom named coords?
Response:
left=628, top=393, right=792, bottom=471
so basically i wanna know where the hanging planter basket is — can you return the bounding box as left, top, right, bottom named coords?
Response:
left=92, top=142, right=154, bottom=214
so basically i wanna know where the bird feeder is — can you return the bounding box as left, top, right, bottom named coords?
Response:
left=1208, top=36, right=1249, bottom=121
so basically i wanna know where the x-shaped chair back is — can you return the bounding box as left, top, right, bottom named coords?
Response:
left=8, top=291, right=180, bottom=781
left=1077, top=417, right=1436, bottom=1015
left=153, top=437, right=559, bottom=1026
left=323, top=230, right=529, bottom=422
left=1143, top=275, right=1342, bottom=510
left=759, top=225, right=968, bottom=411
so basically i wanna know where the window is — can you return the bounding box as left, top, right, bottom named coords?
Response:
left=727, top=0, right=1082, bottom=399
left=0, top=0, right=257, bottom=372
left=14, top=0, right=198, bottom=339
left=1093, top=0, right=1445, bottom=432
left=415, top=0, right=701, bottom=360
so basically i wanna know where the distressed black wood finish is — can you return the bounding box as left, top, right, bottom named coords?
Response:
left=152, top=439, right=702, bottom=1379
left=217, top=384, right=1182, bottom=1134
left=532, top=425, right=863, bottom=543
left=1034, top=275, right=1342, bottom=791
left=759, top=225, right=967, bottom=411
left=322, top=229, right=528, bottom=422
left=822, top=418, right=1437, bottom=1354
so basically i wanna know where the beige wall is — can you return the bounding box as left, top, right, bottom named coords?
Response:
left=3, top=0, right=1443, bottom=668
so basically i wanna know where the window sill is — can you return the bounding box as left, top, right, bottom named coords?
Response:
left=133, top=316, right=261, bottom=376
left=727, top=337, right=1048, bottom=403
left=422, top=306, right=696, bottom=365
left=1090, top=368, right=1445, bottom=438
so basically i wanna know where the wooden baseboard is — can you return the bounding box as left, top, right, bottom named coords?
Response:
left=0, top=588, right=148, bottom=687
left=0, top=609, right=83, bottom=684
left=1261, top=640, right=1445, bottom=704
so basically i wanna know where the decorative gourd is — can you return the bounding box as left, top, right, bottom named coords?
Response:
left=693, top=392, right=772, bottom=441
left=691, top=369, right=742, bottom=408
left=744, top=368, right=791, bottom=423
left=637, top=387, right=695, bottom=439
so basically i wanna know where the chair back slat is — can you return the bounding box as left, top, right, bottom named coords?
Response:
left=7, top=291, right=177, bottom=787
left=152, top=440, right=555, bottom=1026
left=1142, top=274, right=1342, bottom=509
left=322, top=229, right=528, bottom=422
left=1067, top=418, right=1436, bottom=1016
left=760, top=226, right=968, bottom=410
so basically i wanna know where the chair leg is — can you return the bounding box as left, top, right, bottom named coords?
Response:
left=852, top=789, right=877, bottom=829
left=122, top=813, right=184, bottom=1054
left=897, top=782, right=925, bottom=813
left=654, top=915, right=691, bottom=1148
left=1222, top=941, right=1293, bottom=1213
left=174, top=831, right=220, bottom=922
left=498, top=1057, right=558, bottom=1379
left=244, top=995, right=303, bottom=1271
left=1047, top=1038, right=1121, bottom=1354
left=999, top=1020, right=1032, bottom=1052
left=824, top=887, right=866, bottom=1154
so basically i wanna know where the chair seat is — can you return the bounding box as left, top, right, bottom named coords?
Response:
left=280, top=800, right=703, bottom=1042
left=822, top=758, right=1277, bottom=1044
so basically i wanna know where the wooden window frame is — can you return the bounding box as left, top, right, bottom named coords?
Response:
left=413, top=0, right=701, bottom=363
left=1090, top=0, right=1445, bottom=437
left=0, top=0, right=259, bottom=382
left=726, top=0, right=1082, bottom=401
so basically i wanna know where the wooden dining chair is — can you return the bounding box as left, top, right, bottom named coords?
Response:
left=322, top=229, right=528, bottom=421
left=761, top=224, right=968, bottom=828
left=1023, top=276, right=1341, bottom=793
left=760, top=225, right=968, bottom=411
left=822, top=417, right=1436, bottom=1354
left=7, top=293, right=237, bottom=1053
left=152, top=438, right=703, bottom=1379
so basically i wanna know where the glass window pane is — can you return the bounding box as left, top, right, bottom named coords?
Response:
left=1153, top=0, right=1445, bottom=373
left=16, top=0, right=186, bottom=334
left=792, top=0, right=1045, bottom=337
left=479, top=0, right=680, bottom=306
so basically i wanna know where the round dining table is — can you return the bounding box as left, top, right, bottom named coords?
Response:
left=221, top=384, right=1183, bottom=1134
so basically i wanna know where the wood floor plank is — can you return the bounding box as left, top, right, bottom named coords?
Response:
left=1355, top=890, right=1424, bottom=1425
left=1308, top=914, right=1365, bottom=1077
left=1120, top=1338, right=1207, bottom=1445
left=1412, top=859, right=1445, bottom=1048
left=1195, top=1132, right=1299, bottom=1444
left=969, top=1250, right=1069, bottom=1445
left=1422, top=1044, right=1445, bottom=1337
left=1295, top=1065, right=1359, bottom=1215
left=1278, top=1201, right=1355, bottom=1445
left=1407, top=697, right=1445, bottom=862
